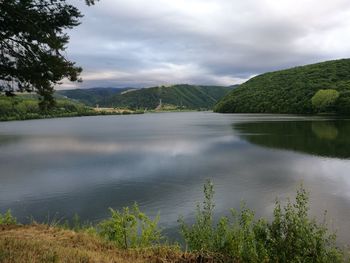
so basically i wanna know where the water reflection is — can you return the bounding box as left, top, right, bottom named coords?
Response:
left=0, top=135, right=21, bottom=146
left=233, top=120, right=350, bottom=159
left=1, top=113, right=350, bottom=245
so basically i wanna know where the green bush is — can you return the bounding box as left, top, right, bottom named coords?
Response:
left=98, top=203, right=163, bottom=249
left=179, top=181, right=344, bottom=262
left=0, top=210, right=17, bottom=225
left=179, top=180, right=216, bottom=252
left=267, top=187, right=343, bottom=262
left=179, top=181, right=269, bottom=261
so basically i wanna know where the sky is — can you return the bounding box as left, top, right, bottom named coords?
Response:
left=62, top=0, right=350, bottom=89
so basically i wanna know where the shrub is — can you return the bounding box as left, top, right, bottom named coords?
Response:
left=179, top=180, right=269, bottom=261
left=179, top=181, right=344, bottom=262
left=98, top=203, right=163, bottom=249
left=0, top=210, right=17, bottom=225
left=179, top=180, right=216, bottom=252
left=267, top=186, right=343, bottom=262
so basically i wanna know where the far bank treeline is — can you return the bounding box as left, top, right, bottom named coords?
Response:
left=0, top=84, right=232, bottom=121
left=215, top=59, right=350, bottom=114
left=0, top=95, right=141, bottom=122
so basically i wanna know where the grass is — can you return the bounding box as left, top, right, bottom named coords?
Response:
left=0, top=225, right=215, bottom=263
left=0, top=225, right=181, bottom=263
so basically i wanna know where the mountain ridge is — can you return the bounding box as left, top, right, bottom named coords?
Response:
left=58, top=84, right=234, bottom=110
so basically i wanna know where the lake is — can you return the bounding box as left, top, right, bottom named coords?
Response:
left=1, top=112, right=350, bottom=244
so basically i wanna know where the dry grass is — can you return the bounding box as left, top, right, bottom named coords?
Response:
left=0, top=225, right=218, bottom=263
left=93, top=108, right=133, bottom=114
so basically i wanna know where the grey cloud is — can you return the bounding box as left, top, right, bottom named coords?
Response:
left=61, top=0, right=350, bottom=89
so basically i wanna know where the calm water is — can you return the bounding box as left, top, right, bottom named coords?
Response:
left=1, top=112, right=350, bottom=244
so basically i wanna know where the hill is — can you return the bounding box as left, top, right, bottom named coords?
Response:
left=102, top=84, right=232, bottom=110
left=214, top=59, right=350, bottom=114
left=56, top=87, right=129, bottom=106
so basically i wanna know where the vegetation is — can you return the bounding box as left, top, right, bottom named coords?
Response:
left=215, top=59, right=350, bottom=114
left=179, top=181, right=216, bottom=253
left=0, top=225, right=183, bottom=263
left=0, top=210, right=16, bottom=225
left=179, top=180, right=343, bottom=262
left=0, top=0, right=98, bottom=110
left=0, top=182, right=346, bottom=262
left=57, top=87, right=129, bottom=107
left=0, top=95, right=142, bottom=121
left=60, top=85, right=232, bottom=110
left=98, top=204, right=163, bottom=249
left=312, top=89, right=340, bottom=112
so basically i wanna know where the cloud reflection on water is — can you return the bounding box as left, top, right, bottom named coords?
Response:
left=0, top=113, right=350, bottom=244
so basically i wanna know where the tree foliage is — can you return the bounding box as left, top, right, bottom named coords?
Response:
left=0, top=0, right=97, bottom=111
left=215, top=59, right=350, bottom=114
left=311, top=89, right=339, bottom=112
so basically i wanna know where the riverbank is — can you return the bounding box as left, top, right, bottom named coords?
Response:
left=0, top=183, right=346, bottom=263
left=0, top=224, right=194, bottom=263
left=0, top=110, right=144, bottom=122
left=0, top=96, right=143, bottom=122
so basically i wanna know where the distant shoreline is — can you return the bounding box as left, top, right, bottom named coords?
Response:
left=0, top=109, right=144, bottom=122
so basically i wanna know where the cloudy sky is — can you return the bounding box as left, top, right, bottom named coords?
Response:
left=62, top=0, right=350, bottom=89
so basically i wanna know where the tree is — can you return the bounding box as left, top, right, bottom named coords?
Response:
left=334, top=91, right=350, bottom=115
left=311, top=89, right=339, bottom=113
left=0, top=0, right=97, bottom=111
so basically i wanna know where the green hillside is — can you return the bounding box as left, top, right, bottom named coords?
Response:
left=103, top=84, right=231, bottom=110
left=214, top=59, right=350, bottom=114
left=56, top=88, right=129, bottom=106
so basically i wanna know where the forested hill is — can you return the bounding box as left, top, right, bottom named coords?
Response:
left=59, top=85, right=232, bottom=110
left=56, top=88, right=130, bottom=106
left=214, top=59, right=350, bottom=114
